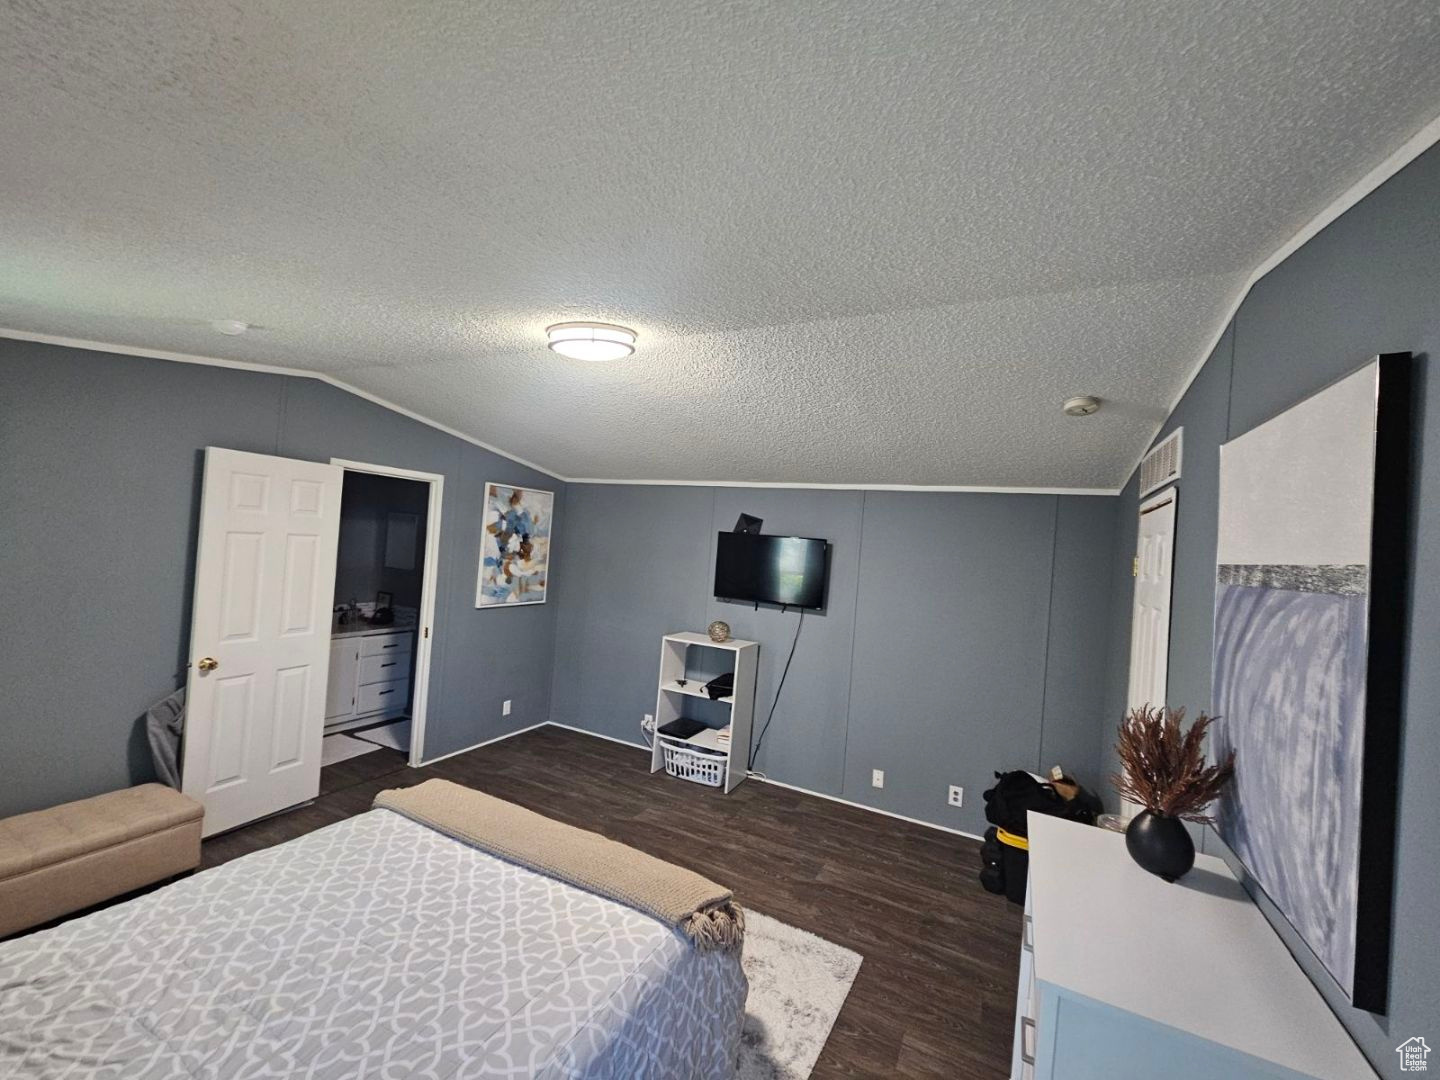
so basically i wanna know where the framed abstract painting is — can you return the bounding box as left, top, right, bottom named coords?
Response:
left=1212, top=353, right=1410, bottom=1013
left=477, top=482, right=553, bottom=608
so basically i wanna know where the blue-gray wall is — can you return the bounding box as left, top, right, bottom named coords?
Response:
left=0, top=339, right=565, bottom=817
left=551, top=483, right=1118, bottom=836
left=1100, top=142, right=1440, bottom=1071
left=11, top=135, right=1435, bottom=1067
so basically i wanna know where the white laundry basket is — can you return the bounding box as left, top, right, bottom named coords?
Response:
left=659, top=738, right=726, bottom=787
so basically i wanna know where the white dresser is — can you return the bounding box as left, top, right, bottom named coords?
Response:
left=1013, top=814, right=1377, bottom=1080
left=325, top=621, right=413, bottom=732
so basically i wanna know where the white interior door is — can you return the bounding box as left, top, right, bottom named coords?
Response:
left=1123, top=488, right=1177, bottom=814
left=181, top=448, right=342, bottom=836
left=1128, top=489, right=1177, bottom=713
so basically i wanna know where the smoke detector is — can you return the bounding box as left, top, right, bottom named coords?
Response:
left=212, top=319, right=249, bottom=336
left=1062, top=395, right=1102, bottom=417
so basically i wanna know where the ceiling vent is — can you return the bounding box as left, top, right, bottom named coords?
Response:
left=1138, top=427, right=1183, bottom=497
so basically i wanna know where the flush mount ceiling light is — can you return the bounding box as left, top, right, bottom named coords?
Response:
left=212, top=319, right=248, bottom=336
left=546, top=321, right=636, bottom=362
left=1062, top=395, right=1102, bottom=416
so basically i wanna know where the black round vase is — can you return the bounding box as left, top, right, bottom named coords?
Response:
left=1125, top=810, right=1195, bottom=882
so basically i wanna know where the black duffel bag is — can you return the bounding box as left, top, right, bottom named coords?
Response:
left=979, top=827, right=1006, bottom=895
left=978, top=771, right=1103, bottom=902
left=984, top=770, right=1101, bottom=836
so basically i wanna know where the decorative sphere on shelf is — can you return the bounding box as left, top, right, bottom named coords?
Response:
left=707, top=620, right=731, bottom=643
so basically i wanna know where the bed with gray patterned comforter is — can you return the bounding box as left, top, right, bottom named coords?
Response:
left=0, top=807, right=748, bottom=1078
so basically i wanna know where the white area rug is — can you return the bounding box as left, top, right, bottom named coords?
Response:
left=354, top=718, right=410, bottom=751
left=739, top=911, right=862, bottom=1080
left=320, top=733, right=379, bottom=767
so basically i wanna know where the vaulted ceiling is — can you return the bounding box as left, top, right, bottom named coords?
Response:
left=3, top=1, right=1439, bottom=487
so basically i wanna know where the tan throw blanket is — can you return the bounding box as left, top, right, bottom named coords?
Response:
left=374, top=780, right=744, bottom=953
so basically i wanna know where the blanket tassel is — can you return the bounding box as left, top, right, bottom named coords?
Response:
left=683, top=900, right=746, bottom=953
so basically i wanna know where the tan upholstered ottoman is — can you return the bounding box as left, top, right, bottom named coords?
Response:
left=0, top=784, right=203, bottom=938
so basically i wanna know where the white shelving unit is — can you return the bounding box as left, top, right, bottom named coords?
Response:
left=649, top=632, right=759, bottom=794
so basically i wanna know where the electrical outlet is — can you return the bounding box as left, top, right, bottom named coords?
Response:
left=502, top=699, right=512, bottom=716
left=948, top=785, right=963, bottom=807
left=872, top=769, right=885, bottom=789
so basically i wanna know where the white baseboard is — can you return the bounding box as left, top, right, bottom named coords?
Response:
left=415, top=721, right=548, bottom=766
left=545, top=721, right=651, bottom=752
left=540, top=721, right=983, bottom=842
left=746, top=773, right=984, bottom=842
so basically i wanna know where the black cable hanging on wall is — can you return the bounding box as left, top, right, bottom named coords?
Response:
left=748, top=608, right=805, bottom=771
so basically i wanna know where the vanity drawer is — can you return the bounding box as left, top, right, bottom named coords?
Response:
left=358, top=678, right=408, bottom=714
left=360, top=652, right=408, bottom=686
left=360, top=631, right=412, bottom=658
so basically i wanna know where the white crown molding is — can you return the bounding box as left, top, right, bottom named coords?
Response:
left=563, top=476, right=1121, bottom=495
left=1, top=325, right=1122, bottom=495
left=0, top=326, right=566, bottom=481
left=1122, top=108, right=1440, bottom=485
left=13, top=104, right=1439, bottom=500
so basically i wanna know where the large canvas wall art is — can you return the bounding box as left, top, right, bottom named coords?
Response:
left=1212, top=354, right=1408, bottom=1013
left=477, top=482, right=553, bottom=607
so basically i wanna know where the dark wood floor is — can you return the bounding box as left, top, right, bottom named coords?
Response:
left=204, top=726, right=1022, bottom=1079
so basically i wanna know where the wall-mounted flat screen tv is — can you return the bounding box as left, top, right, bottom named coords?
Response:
left=714, top=533, right=829, bottom=610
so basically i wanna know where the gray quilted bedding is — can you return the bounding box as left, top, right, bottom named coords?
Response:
left=0, top=808, right=747, bottom=1078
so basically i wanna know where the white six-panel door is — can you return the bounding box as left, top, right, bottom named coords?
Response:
left=1122, top=489, right=1177, bottom=817
left=1127, top=489, right=1177, bottom=715
left=181, top=448, right=342, bottom=836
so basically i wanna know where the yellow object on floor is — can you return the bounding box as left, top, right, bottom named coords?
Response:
left=996, top=827, right=1029, bottom=851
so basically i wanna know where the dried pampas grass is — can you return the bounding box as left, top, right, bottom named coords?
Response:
left=1112, top=705, right=1235, bottom=823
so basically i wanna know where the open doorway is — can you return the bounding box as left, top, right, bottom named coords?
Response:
left=322, top=459, right=443, bottom=770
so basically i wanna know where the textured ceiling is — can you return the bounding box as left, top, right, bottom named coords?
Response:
left=3, top=1, right=1439, bottom=487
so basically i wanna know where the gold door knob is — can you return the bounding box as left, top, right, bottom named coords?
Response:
left=197, top=657, right=219, bottom=672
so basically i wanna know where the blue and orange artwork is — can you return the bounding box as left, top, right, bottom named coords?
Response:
left=478, top=483, right=553, bottom=606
